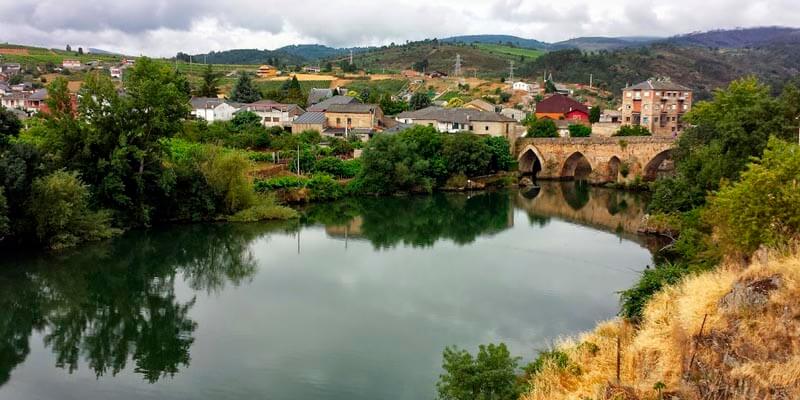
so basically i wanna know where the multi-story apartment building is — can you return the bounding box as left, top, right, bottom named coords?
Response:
left=621, top=79, right=692, bottom=137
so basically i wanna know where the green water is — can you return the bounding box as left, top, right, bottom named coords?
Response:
left=0, top=183, right=654, bottom=400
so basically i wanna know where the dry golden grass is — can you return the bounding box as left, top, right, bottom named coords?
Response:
left=523, top=251, right=800, bottom=400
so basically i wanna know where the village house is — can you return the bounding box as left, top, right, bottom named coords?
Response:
left=291, top=111, right=326, bottom=134
left=62, top=60, right=82, bottom=69
left=500, top=107, right=526, bottom=122
left=24, top=88, right=48, bottom=113
left=110, top=67, right=123, bottom=79
left=534, top=94, right=590, bottom=124
left=257, top=65, right=278, bottom=78
left=307, top=88, right=333, bottom=106
left=395, top=106, right=517, bottom=139
left=239, top=100, right=304, bottom=128
left=190, top=97, right=241, bottom=122
left=0, top=63, right=21, bottom=75
left=323, top=104, right=385, bottom=138
left=302, top=65, right=321, bottom=73
left=0, top=81, right=10, bottom=96
left=1, top=92, right=26, bottom=110
left=599, top=109, right=621, bottom=123
left=307, top=95, right=359, bottom=112
left=621, top=79, right=693, bottom=136
left=463, top=99, right=497, bottom=113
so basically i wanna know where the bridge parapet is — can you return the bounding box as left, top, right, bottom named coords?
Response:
left=515, top=136, right=677, bottom=183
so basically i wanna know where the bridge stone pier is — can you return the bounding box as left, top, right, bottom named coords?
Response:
left=515, top=136, right=677, bottom=184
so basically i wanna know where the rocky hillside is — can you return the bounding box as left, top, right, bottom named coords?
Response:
left=524, top=250, right=800, bottom=400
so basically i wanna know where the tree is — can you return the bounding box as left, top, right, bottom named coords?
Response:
left=283, top=76, right=305, bottom=106
left=589, top=106, right=601, bottom=123
left=484, top=136, right=514, bottom=172
left=77, top=47, right=84, bottom=55
left=706, top=138, right=800, bottom=256
left=499, top=92, right=511, bottom=103
left=545, top=80, right=557, bottom=93
left=197, top=64, right=221, bottom=98
left=230, top=111, right=262, bottom=131
left=437, top=343, right=522, bottom=400
left=442, top=133, right=492, bottom=177
left=568, top=124, right=591, bottom=137
left=29, top=170, right=115, bottom=249
left=527, top=119, right=558, bottom=138
left=409, top=92, right=432, bottom=110
left=230, top=72, right=261, bottom=103
left=66, top=44, right=71, bottom=52
left=0, top=107, right=22, bottom=143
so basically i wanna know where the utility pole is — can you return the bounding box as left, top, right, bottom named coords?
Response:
left=296, top=144, right=301, bottom=175
left=589, top=73, right=593, bottom=88
left=349, top=49, right=353, bottom=65
left=454, top=54, right=462, bottom=77
left=508, top=61, right=515, bottom=82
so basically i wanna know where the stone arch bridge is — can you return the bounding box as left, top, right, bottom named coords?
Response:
left=515, top=136, right=677, bottom=183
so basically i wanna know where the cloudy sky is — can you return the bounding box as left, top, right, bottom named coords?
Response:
left=0, top=0, right=798, bottom=57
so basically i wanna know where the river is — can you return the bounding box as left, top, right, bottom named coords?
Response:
left=0, top=182, right=655, bottom=400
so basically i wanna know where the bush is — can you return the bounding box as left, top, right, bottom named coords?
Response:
left=706, top=138, right=800, bottom=256
left=619, top=262, right=702, bottom=321
left=314, top=156, right=346, bottom=177
left=254, top=175, right=308, bottom=191
left=307, top=173, right=344, bottom=201
left=227, top=195, right=298, bottom=222
left=437, top=343, right=522, bottom=400
left=568, top=124, right=591, bottom=137
left=527, top=119, right=558, bottom=138
left=613, top=125, right=651, bottom=136
left=28, top=170, right=116, bottom=249
left=442, top=133, right=491, bottom=177
left=524, top=349, right=572, bottom=377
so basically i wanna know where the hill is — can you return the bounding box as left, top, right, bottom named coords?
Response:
left=348, top=41, right=526, bottom=76
left=519, top=42, right=800, bottom=100
left=667, top=26, right=800, bottom=48
left=275, top=44, right=369, bottom=61
left=442, top=34, right=549, bottom=50
left=183, top=48, right=306, bottom=66
left=550, top=36, right=658, bottom=51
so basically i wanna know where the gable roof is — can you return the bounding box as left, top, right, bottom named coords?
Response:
left=627, top=79, right=692, bottom=91
left=325, top=103, right=379, bottom=114
left=464, top=99, right=496, bottom=112
left=190, top=97, right=224, bottom=109
left=307, top=88, right=333, bottom=105
left=28, top=89, right=48, bottom=101
left=535, top=94, right=589, bottom=115
left=308, top=95, right=359, bottom=112
left=293, top=111, right=326, bottom=124
left=242, top=100, right=304, bottom=114
left=396, top=107, right=515, bottom=124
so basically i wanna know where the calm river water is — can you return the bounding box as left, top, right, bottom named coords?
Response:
left=0, top=182, right=655, bottom=400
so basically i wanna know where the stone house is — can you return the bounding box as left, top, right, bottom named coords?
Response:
left=621, top=79, right=692, bottom=137
left=239, top=100, right=304, bottom=128
left=395, top=106, right=517, bottom=139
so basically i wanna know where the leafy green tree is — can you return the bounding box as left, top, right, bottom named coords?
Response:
left=0, top=107, right=22, bottom=140
left=650, top=77, right=793, bottom=213
left=442, top=133, right=491, bottom=177
left=527, top=119, right=558, bottom=138
left=231, top=111, right=262, bottom=131
left=568, top=124, right=591, bottom=137
left=484, top=136, right=514, bottom=172
left=409, top=92, right=432, bottom=110
left=230, top=72, right=261, bottom=103
left=544, top=80, right=557, bottom=93
left=28, top=170, right=115, bottom=249
left=706, top=138, right=800, bottom=256
left=283, top=76, right=305, bottom=106
left=197, top=64, right=221, bottom=97
left=0, top=188, right=8, bottom=239
left=437, top=343, right=522, bottom=400
left=589, top=106, right=601, bottom=123
left=613, top=125, right=650, bottom=136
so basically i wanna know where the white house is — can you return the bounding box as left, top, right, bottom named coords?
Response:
left=110, top=67, right=122, bottom=79
left=62, top=60, right=82, bottom=69
left=512, top=81, right=531, bottom=92
left=190, top=97, right=241, bottom=122
left=240, top=100, right=305, bottom=128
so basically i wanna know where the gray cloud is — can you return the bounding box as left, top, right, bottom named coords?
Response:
left=0, top=0, right=798, bottom=57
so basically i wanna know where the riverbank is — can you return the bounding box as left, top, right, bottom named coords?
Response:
left=523, top=247, right=800, bottom=400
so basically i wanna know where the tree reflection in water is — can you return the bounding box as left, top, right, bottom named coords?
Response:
left=0, top=224, right=269, bottom=385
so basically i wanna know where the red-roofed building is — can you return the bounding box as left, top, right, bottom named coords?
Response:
left=534, top=94, right=589, bottom=124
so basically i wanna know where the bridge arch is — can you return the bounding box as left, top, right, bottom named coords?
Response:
left=561, top=152, right=593, bottom=180
left=643, top=150, right=673, bottom=181
left=607, top=156, right=622, bottom=183
left=518, top=145, right=544, bottom=176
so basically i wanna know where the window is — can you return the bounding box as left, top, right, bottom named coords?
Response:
left=644, top=91, right=650, bottom=97
left=654, top=117, right=659, bottom=122
left=626, top=105, right=631, bottom=110
left=484, top=126, right=489, bottom=131
left=626, top=92, right=632, bottom=97
left=656, top=91, right=662, bottom=97
left=468, top=125, right=473, bottom=131
left=642, top=116, right=649, bottom=124
left=336, top=117, right=341, bottom=125
left=625, top=117, right=631, bottom=122
left=347, top=118, right=352, bottom=125
left=644, top=104, right=649, bottom=110
left=683, top=104, right=688, bottom=110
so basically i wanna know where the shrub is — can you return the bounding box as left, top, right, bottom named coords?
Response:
left=568, top=124, right=591, bottom=137
left=340, top=159, right=362, bottom=178
left=613, top=125, right=651, bottom=136
left=227, top=195, right=298, bottom=222
left=619, top=262, right=703, bottom=321
left=314, top=156, right=346, bottom=177
left=248, top=151, right=273, bottom=162
left=524, top=349, right=573, bottom=377
left=527, top=119, right=558, bottom=138
left=254, top=175, right=308, bottom=191
left=307, top=173, right=344, bottom=201
left=28, top=170, right=116, bottom=249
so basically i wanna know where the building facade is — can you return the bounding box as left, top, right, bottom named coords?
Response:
left=621, top=79, right=692, bottom=137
